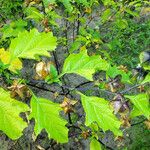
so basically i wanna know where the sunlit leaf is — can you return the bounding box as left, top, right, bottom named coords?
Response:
left=79, top=92, right=122, bottom=136
left=141, top=73, right=150, bottom=84
left=29, top=94, right=68, bottom=143
left=130, top=106, right=143, bottom=118
left=61, top=50, right=109, bottom=81
left=9, top=29, right=57, bottom=60
left=1, top=20, right=27, bottom=39
left=106, top=66, right=131, bottom=83
left=25, top=7, right=44, bottom=21
left=0, top=48, right=22, bottom=72
left=90, top=138, right=101, bottom=150
left=0, top=88, right=29, bottom=139
left=59, top=0, right=73, bottom=12
left=125, top=94, right=150, bottom=119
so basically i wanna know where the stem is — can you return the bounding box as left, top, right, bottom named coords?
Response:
left=68, top=113, right=72, bottom=124
left=52, top=51, right=60, bottom=74
left=52, top=51, right=67, bottom=94
left=76, top=6, right=81, bottom=35
left=75, top=81, right=92, bottom=89
left=98, top=89, right=117, bottom=96
left=97, top=138, right=114, bottom=150
left=73, top=19, right=75, bottom=42
left=27, top=82, right=65, bottom=96
left=67, top=125, right=82, bottom=131
left=65, top=12, right=69, bottom=54
left=120, top=83, right=146, bottom=94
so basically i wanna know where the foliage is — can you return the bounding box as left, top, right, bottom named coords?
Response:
left=0, top=0, right=150, bottom=149
left=104, top=19, right=150, bottom=67
left=0, top=88, right=29, bottom=139
left=61, top=50, right=109, bottom=80
left=79, top=92, right=122, bottom=136
left=0, top=0, right=23, bottom=22
left=29, top=94, right=68, bottom=143
left=125, top=93, right=150, bottom=119
left=9, top=28, right=57, bottom=60
left=90, top=138, right=101, bottom=150
left=0, top=48, right=22, bottom=72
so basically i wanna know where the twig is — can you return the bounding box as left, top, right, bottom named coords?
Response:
left=27, top=82, right=65, bottom=96
left=65, top=12, right=69, bottom=54
left=68, top=113, right=72, bottom=124
left=99, top=89, right=117, bottom=96
left=75, top=81, right=92, bottom=88
left=120, top=83, right=146, bottom=94
left=52, top=51, right=60, bottom=74
left=67, top=125, right=82, bottom=131
left=52, top=51, right=68, bottom=94
left=96, top=138, right=114, bottom=150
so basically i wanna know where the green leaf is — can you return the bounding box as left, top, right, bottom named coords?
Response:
left=106, top=66, right=131, bottom=83
left=61, top=50, right=109, bottom=81
left=9, top=29, right=57, bottom=61
left=75, top=0, right=89, bottom=6
left=125, top=94, right=150, bottom=119
left=59, top=0, right=73, bottom=12
left=102, top=0, right=115, bottom=6
left=25, top=7, right=44, bottom=21
left=79, top=92, right=122, bottom=136
left=45, top=64, right=60, bottom=84
left=130, top=106, right=143, bottom=118
left=90, top=138, right=101, bottom=150
left=125, top=8, right=139, bottom=17
left=141, top=73, right=150, bottom=84
left=29, top=94, right=68, bottom=143
left=1, top=20, right=27, bottom=39
left=115, top=19, right=128, bottom=29
left=69, top=41, right=81, bottom=53
left=43, top=0, right=56, bottom=7
left=101, top=8, right=111, bottom=23
left=0, top=88, right=29, bottom=139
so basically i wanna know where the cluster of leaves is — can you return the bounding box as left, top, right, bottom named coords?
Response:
left=103, top=17, right=150, bottom=67
left=0, top=0, right=24, bottom=22
left=0, top=0, right=150, bottom=149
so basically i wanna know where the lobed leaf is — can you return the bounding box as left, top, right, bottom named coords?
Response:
left=125, top=93, right=150, bottom=119
left=61, top=50, right=109, bottom=81
left=9, top=28, right=57, bottom=61
left=79, top=92, right=122, bottom=136
left=106, top=66, right=131, bottom=83
left=0, top=88, right=29, bottom=139
left=29, top=94, right=68, bottom=143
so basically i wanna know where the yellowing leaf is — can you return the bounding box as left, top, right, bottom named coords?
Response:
left=60, top=97, right=77, bottom=114
left=85, top=7, right=92, bottom=13
left=0, top=88, right=29, bottom=139
left=35, top=61, right=49, bottom=79
left=29, top=94, right=68, bottom=143
left=0, top=48, right=22, bottom=72
left=79, top=92, right=122, bottom=136
left=9, top=28, right=57, bottom=60
left=144, top=120, right=150, bottom=129
left=61, top=50, right=109, bottom=81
